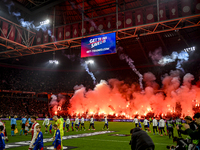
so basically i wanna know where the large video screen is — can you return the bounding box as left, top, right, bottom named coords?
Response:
left=81, top=32, right=116, bottom=58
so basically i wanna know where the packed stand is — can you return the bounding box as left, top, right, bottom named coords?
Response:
left=0, top=96, right=48, bottom=117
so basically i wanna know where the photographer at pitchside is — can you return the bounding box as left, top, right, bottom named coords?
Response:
left=185, top=113, right=200, bottom=150
left=129, top=127, right=155, bottom=150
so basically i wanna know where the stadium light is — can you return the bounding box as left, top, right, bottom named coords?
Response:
left=49, top=52, right=59, bottom=64
left=184, top=46, right=195, bottom=52
left=40, top=19, right=50, bottom=25
left=49, top=60, right=59, bottom=64
left=85, top=60, right=94, bottom=64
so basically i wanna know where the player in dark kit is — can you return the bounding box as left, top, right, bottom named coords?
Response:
left=0, top=125, right=5, bottom=150
left=0, top=120, right=8, bottom=142
left=167, top=118, right=174, bottom=139
left=33, top=125, right=43, bottom=150
left=71, top=121, right=74, bottom=131
left=49, top=122, right=52, bottom=134
left=176, top=117, right=182, bottom=137
left=52, top=124, right=61, bottom=150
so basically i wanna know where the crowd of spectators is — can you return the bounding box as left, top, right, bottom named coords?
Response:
left=0, top=66, right=141, bottom=93
left=0, top=62, right=200, bottom=117
left=0, top=63, right=200, bottom=93
left=0, top=95, right=48, bottom=118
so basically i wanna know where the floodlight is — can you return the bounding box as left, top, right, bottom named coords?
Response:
left=88, top=60, right=94, bottom=64
left=85, top=60, right=94, bottom=64
left=184, top=46, right=195, bottom=52
left=49, top=60, right=59, bottom=64
left=40, top=19, right=50, bottom=25
left=55, top=60, right=59, bottom=64
left=46, top=19, right=50, bottom=24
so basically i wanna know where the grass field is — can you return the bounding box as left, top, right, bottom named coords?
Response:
left=3, top=120, right=187, bottom=150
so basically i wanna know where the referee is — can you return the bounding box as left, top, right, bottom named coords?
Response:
left=10, top=116, right=17, bottom=136
left=20, top=116, right=27, bottom=135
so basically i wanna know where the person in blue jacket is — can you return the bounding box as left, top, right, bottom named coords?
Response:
left=52, top=124, right=61, bottom=150
left=63, top=121, right=65, bottom=132
left=139, top=122, right=142, bottom=128
left=0, top=125, right=5, bottom=150
left=71, top=121, right=74, bottom=131
left=33, top=125, right=43, bottom=150
left=49, top=122, right=53, bottom=134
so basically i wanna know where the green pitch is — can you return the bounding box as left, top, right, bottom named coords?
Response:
left=4, top=120, right=187, bottom=150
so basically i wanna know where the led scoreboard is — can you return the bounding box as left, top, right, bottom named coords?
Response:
left=81, top=32, right=116, bottom=58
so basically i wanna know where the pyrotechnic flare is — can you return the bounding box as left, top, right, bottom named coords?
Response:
left=49, top=94, right=66, bottom=115
left=80, top=59, right=96, bottom=84
left=49, top=95, right=58, bottom=114
left=118, top=46, right=143, bottom=90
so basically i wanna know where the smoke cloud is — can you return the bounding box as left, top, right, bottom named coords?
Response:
left=149, top=47, right=163, bottom=65
left=150, top=48, right=190, bottom=72
left=143, top=72, right=159, bottom=90
left=3, top=0, right=51, bottom=35
left=68, top=71, right=200, bottom=118
left=49, top=94, right=66, bottom=115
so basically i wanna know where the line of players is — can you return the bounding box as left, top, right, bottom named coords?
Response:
left=43, top=116, right=109, bottom=133
left=8, top=115, right=109, bottom=138
left=133, top=116, right=197, bottom=139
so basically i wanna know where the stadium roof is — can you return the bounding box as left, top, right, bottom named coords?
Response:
left=0, top=0, right=199, bottom=71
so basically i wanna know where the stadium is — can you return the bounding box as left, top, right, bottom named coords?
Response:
left=0, top=0, right=200, bottom=150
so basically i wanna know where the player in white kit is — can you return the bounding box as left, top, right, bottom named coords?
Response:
left=43, top=116, right=50, bottom=134
left=88, top=116, right=95, bottom=130
left=80, top=116, right=86, bottom=131
left=102, top=116, right=109, bottom=130
left=152, top=117, right=158, bottom=135
left=66, top=116, right=70, bottom=132
left=159, top=117, right=165, bottom=136
left=133, top=117, right=139, bottom=127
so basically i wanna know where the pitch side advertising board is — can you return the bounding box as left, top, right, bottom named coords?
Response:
left=81, top=32, right=116, bottom=58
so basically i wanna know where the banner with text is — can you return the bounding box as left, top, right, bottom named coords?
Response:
left=81, top=32, right=116, bottom=58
